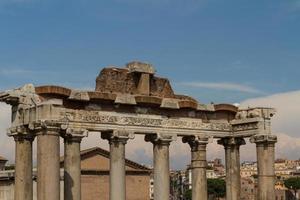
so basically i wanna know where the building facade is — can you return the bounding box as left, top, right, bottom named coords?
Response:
left=0, top=147, right=151, bottom=200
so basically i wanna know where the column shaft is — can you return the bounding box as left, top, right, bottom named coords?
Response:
left=37, top=132, right=60, bottom=200
left=153, top=143, right=170, bottom=200
left=251, top=135, right=277, bottom=200
left=191, top=144, right=207, bottom=200
left=102, top=131, right=132, bottom=200
left=230, top=146, right=241, bottom=200
left=183, top=136, right=209, bottom=200
left=110, top=140, right=126, bottom=200
left=64, top=138, right=82, bottom=200
left=224, top=146, right=232, bottom=200
left=14, top=135, right=34, bottom=200
left=218, top=138, right=245, bottom=200
left=256, top=143, right=276, bottom=200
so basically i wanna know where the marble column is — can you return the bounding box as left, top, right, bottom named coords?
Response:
left=145, top=134, right=176, bottom=200
left=13, top=132, right=35, bottom=200
left=64, top=131, right=86, bottom=200
left=101, top=130, right=133, bottom=200
left=218, top=137, right=245, bottom=200
left=182, top=136, right=209, bottom=200
left=37, top=128, right=60, bottom=200
left=250, top=135, right=277, bottom=200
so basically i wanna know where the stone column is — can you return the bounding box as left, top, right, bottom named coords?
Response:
left=36, top=125, right=61, bottom=200
left=145, top=134, right=176, bottom=200
left=63, top=129, right=87, bottom=200
left=218, top=137, right=245, bottom=200
left=11, top=127, right=35, bottom=200
left=182, top=136, right=210, bottom=200
left=250, top=135, right=277, bottom=200
left=101, top=130, right=134, bottom=200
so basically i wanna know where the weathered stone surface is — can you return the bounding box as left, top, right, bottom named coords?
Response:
left=160, top=98, right=180, bottom=109
left=69, top=90, right=90, bottom=101
left=115, top=94, right=137, bottom=105
left=95, top=66, right=175, bottom=98
left=126, top=61, right=156, bottom=74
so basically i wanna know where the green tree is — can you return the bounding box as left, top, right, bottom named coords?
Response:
left=284, top=177, right=300, bottom=198
left=184, top=189, right=192, bottom=200
left=207, top=179, right=226, bottom=199
left=184, top=179, right=226, bottom=200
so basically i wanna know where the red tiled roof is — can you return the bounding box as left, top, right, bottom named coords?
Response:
left=0, top=156, right=7, bottom=161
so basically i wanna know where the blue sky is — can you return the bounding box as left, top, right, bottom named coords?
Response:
left=1, top=0, right=300, bottom=168
left=0, top=0, right=300, bottom=103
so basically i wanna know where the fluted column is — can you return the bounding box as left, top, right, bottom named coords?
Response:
left=250, top=135, right=277, bottom=200
left=145, top=134, right=176, bottom=200
left=36, top=125, right=61, bottom=200
left=218, top=137, right=245, bottom=200
left=183, top=136, right=210, bottom=200
left=101, top=130, right=134, bottom=200
left=63, top=129, right=87, bottom=200
left=11, top=126, right=35, bottom=200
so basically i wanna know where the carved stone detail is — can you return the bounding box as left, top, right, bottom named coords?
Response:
left=69, top=90, right=90, bottom=101
left=217, top=137, right=246, bottom=147
left=8, top=126, right=35, bottom=141
left=235, top=108, right=276, bottom=120
left=145, top=133, right=176, bottom=145
left=59, top=110, right=232, bottom=131
left=28, top=120, right=61, bottom=136
left=250, top=134, right=277, bottom=144
left=0, top=84, right=41, bottom=106
left=101, top=130, right=135, bottom=144
left=182, top=136, right=212, bottom=152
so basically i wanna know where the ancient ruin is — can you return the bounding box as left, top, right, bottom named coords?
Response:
left=0, top=61, right=277, bottom=200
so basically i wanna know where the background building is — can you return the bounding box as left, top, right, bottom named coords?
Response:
left=0, top=147, right=151, bottom=200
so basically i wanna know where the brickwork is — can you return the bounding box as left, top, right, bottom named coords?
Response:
left=77, top=147, right=151, bottom=200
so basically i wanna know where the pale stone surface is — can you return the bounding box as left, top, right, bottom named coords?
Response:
left=69, top=90, right=90, bottom=101
left=145, top=134, right=175, bottom=200
left=101, top=131, right=132, bottom=200
left=126, top=61, right=156, bottom=74
left=183, top=136, right=210, bottom=200
left=137, top=73, right=150, bottom=95
left=251, top=135, right=277, bottom=200
left=37, top=132, right=60, bottom=200
left=64, top=137, right=82, bottom=200
left=115, top=94, right=137, bottom=105
left=160, top=98, right=180, bottom=109
left=14, top=135, right=34, bottom=200
left=218, top=138, right=245, bottom=200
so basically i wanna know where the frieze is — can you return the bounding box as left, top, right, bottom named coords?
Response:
left=59, top=110, right=235, bottom=131
left=232, top=123, right=259, bottom=132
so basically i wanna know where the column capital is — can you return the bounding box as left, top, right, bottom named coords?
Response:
left=8, top=126, right=35, bottom=141
left=182, top=136, right=212, bottom=151
left=101, top=129, right=135, bottom=144
left=62, top=128, right=88, bottom=142
left=28, top=120, right=61, bottom=136
left=217, top=137, right=246, bottom=147
left=250, top=134, right=277, bottom=144
left=145, top=133, right=176, bottom=145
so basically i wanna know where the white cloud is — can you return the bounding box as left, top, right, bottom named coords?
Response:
left=241, top=90, right=300, bottom=137
left=0, top=69, right=34, bottom=76
left=179, top=82, right=264, bottom=94
left=238, top=90, right=300, bottom=161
